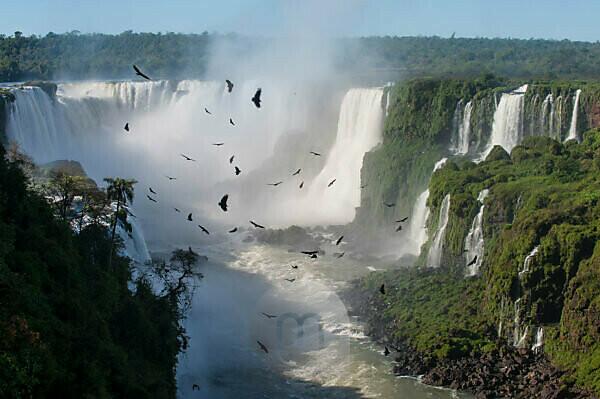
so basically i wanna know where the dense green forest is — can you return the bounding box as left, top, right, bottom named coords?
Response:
left=2, top=31, right=600, bottom=81
left=0, top=147, right=197, bottom=398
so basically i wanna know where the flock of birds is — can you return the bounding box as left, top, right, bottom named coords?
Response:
left=126, top=65, right=452, bottom=391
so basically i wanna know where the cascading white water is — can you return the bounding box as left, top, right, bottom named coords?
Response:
left=519, top=245, right=539, bottom=278
left=464, top=189, right=489, bottom=277
left=567, top=89, right=582, bottom=142
left=426, top=193, right=451, bottom=268
left=485, top=84, right=528, bottom=156
left=532, top=327, right=544, bottom=353
left=452, top=100, right=472, bottom=154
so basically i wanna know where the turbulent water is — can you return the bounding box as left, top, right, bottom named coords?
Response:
left=567, top=89, right=582, bottom=142
left=464, top=189, right=488, bottom=277
left=426, top=193, right=451, bottom=268
left=451, top=100, right=472, bottom=155
left=486, top=85, right=528, bottom=156
left=5, top=80, right=468, bottom=399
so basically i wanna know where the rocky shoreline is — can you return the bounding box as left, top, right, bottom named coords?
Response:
left=342, top=282, right=596, bottom=399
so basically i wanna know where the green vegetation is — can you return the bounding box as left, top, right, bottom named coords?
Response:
left=0, top=146, right=193, bottom=398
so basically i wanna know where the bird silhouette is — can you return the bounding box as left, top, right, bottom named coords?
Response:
left=124, top=122, right=129, bottom=132
left=334, top=252, right=345, bottom=258
left=379, top=284, right=385, bottom=295
left=261, top=312, right=277, bottom=319
left=187, top=213, right=193, bottom=221
left=174, top=207, right=181, bottom=213
left=229, top=155, right=235, bottom=164
left=133, top=64, right=151, bottom=80
left=149, top=187, right=157, bottom=195
left=384, top=202, right=396, bottom=208
left=198, top=225, right=210, bottom=235
left=309, top=151, right=321, bottom=156
left=213, top=142, right=225, bottom=146
left=467, top=256, right=478, bottom=266
left=226, top=79, right=234, bottom=93
left=309, top=253, right=318, bottom=259
left=229, top=118, right=235, bottom=126
left=228, top=227, right=238, bottom=233
left=146, top=195, right=157, bottom=203
left=292, top=168, right=301, bottom=176
left=250, top=220, right=265, bottom=229
left=165, top=175, right=177, bottom=180
left=328, top=179, right=336, bottom=187
left=252, top=88, right=262, bottom=108
left=204, top=107, right=212, bottom=115
left=384, top=346, right=390, bottom=356
left=335, top=236, right=344, bottom=245
left=395, top=225, right=402, bottom=232
left=301, top=250, right=319, bottom=255
left=285, top=278, right=296, bottom=283
left=192, top=383, right=200, bottom=391
left=361, top=184, right=368, bottom=189
left=257, top=340, right=269, bottom=353
left=396, top=217, right=409, bottom=222
left=219, top=194, right=229, bottom=212
left=180, top=153, right=195, bottom=162
left=234, top=166, right=241, bottom=176
left=291, top=265, right=298, bottom=269
left=299, top=181, right=304, bottom=189
left=268, top=181, right=283, bottom=186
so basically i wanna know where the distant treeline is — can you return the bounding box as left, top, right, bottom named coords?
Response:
left=2, top=31, right=600, bottom=81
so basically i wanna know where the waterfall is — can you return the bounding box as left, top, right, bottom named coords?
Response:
left=451, top=100, right=472, bottom=154
left=426, top=194, right=451, bottom=268
left=519, top=245, right=539, bottom=278
left=532, top=327, right=544, bottom=353
left=407, top=189, right=430, bottom=255
left=464, top=189, right=489, bottom=276
left=567, top=89, right=582, bottom=142
left=485, top=84, right=528, bottom=156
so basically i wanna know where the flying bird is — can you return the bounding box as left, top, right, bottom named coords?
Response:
left=384, top=202, right=396, bottom=208
left=234, top=166, right=241, bottom=176
left=361, top=184, right=368, bottom=189
left=309, top=151, right=321, bottom=156
left=213, top=142, right=225, bottom=146
left=180, top=153, right=195, bottom=162
left=395, top=225, right=402, bottom=232
left=268, top=181, right=283, bottom=186
left=204, top=107, right=212, bottom=115
left=285, top=278, right=296, bottom=283
left=198, top=225, right=210, bottom=235
left=257, top=340, right=269, bottom=354
left=250, top=220, right=265, bottom=229
left=165, top=175, right=177, bottom=180
left=291, top=265, right=298, bottom=269
left=133, top=64, right=151, bottom=80
left=261, top=312, right=277, bottom=319
left=384, top=346, right=390, bottom=356
left=225, top=79, right=234, bottom=93
left=228, top=227, right=238, bottom=233
left=229, top=155, right=235, bottom=164
left=335, top=236, right=344, bottom=245
left=328, top=179, right=336, bottom=187
left=467, top=256, right=478, bottom=266
left=252, top=88, right=262, bottom=108
left=192, top=384, right=200, bottom=391
left=292, top=168, right=301, bottom=176
left=334, top=252, right=345, bottom=258
left=149, top=187, right=157, bottom=195
left=124, top=122, right=129, bottom=132
left=379, top=284, right=386, bottom=295
left=219, top=194, right=229, bottom=212
left=187, top=213, right=193, bottom=221
left=309, top=253, right=317, bottom=259
left=146, top=195, right=157, bottom=203
left=299, top=181, right=304, bottom=189
left=301, top=250, right=319, bottom=255
left=174, top=207, right=181, bottom=213
left=229, top=118, right=235, bottom=126
left=396, top=217, right=409, bottom=223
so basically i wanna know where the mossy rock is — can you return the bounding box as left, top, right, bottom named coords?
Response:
left=485, top=145, right=511, bottom=162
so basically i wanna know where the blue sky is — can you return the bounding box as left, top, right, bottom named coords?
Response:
left=2, top=0, right=600, bottom=42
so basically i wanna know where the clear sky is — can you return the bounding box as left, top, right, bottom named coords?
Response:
left=2, top=0, right=600, bottom=42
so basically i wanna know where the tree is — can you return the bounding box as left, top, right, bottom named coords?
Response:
left=103, top=177, right=137, bottom=269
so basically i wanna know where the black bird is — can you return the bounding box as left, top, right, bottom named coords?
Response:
left=219, top=194, right=229, bottom=212
left=285, top=278, right=296, bottom=283
left=149, top=187, right=157, bottom=195
left=124, top=122, right=129, bottom=132
left=467, top=256, right=478, bottom=266
left=291, top=265, right=298, bottom=269
left=133, top=64, right=151, bottom=80
left=213, top=142, right=225, bottom=146
left=361, top=184, right=368, bottom=189
left=261, top=312, right=277, bottom=319
left=384, top=346, right=390, bottom=356
left=257, top=340, right=269, bottom=353
left=204, top=107, right=212, bottom=115
left=335, top=236, right=344, bottom=245
left=187, top=213, right=193, bottom=221
left=229, top=118, right=235, bottom=126
left=301, top=250, right=319, bottom=255
left=250, top=220, right=265, bottom=229
left=309, top=253, right=317, bottom=259
left=146, top=195, right=157, bottom=203
left=198, top=225, right=210, bottom=235
left=166, top=175, right=177, bottom=180
left=229, top=155, right=235, bottom=164
left=234, top=166, right=241, bottom=176
left=395, top=225, right=402, bottom=232
left=268, top=181, right=283, bottom=186
left=309, top=151, right=321, bottom=156
left=384, top=202, right=396, bottom=208
left=226, top=79, right=234, bottom=93
left=379, top=284, right=385, bottom=295
left=396, top=217, right=409, bottom=223
left=181, top=153, right=195, bottom=162
left=192, top=384, right=200, bottom=391
left=334, top=252, right=345, bottom=258
left=174, top=207, right=181, bottom=213
left=299, top=181, right=304, bottom=189
left=328, top=179, right=336, bottom=187
left=252, top=88, right=262, bottom=108
left=292, top=168, right=301, bottom=176
left=228, top=227, right=238, bottom=233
